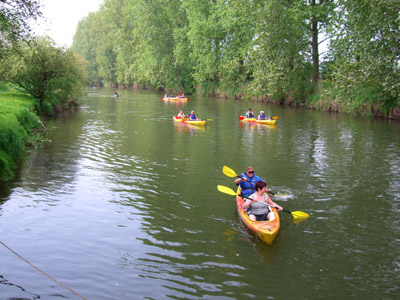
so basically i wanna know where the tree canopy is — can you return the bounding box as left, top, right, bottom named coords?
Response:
left=72, top=0, right=400, bottom=115
left=0, top=0, right=41, bottom=58
left=1, top=37, right=88, bottom=116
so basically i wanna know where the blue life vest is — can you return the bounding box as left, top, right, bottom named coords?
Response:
left=236, top=172, right=265, bottom=196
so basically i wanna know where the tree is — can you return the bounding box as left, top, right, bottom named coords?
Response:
left=0, top=0, right=41, bottom=58
left=307, top=0, right=336, bottom=84
left=330, top=0, right=400, bottom=113
left=250, top=0, right=312, bottom=101
left=72, top=13, right=101, bottom=85
left=1, top=37, right=88, bottom=116
left=131, top=0, right=189, bottom=90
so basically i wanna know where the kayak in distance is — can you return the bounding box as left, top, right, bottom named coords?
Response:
left=173, top=116, right=206, bottom=125
left=239, top=116, right=277, bottom=125
left=162, top=96, right=190, bottom=101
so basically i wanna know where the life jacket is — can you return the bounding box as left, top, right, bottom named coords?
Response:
left=246, top=112, right=255, bottom=118
left=238, top=172, right=263, bottom=196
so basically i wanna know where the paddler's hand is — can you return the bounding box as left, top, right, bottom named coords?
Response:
left=241, top=177, right=247, bottom=182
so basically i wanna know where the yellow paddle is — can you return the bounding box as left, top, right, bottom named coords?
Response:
left=222, top=165, right=286, bottom=197
left=217, top=185, right=310, bottom=223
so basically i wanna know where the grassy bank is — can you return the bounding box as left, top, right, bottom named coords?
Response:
left=0, top=83, right=43, bottom=182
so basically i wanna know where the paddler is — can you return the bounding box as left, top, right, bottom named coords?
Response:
left=234, top=166, right=265, bottom=198
left=258, top=111, right=266, bottom=120
left=242, top=180, right=283, bottom=221
left=177, top=109, right=186, bottom=119
left=245, top=108, right=255, bottom=118
left=188, top=110, right=198, bottom=121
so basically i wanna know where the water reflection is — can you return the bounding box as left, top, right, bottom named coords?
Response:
left=0, top=88, right=399, bottom=299
left=174, top=122, right=206, bottom=134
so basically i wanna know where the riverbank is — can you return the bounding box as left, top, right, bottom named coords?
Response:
left=191, top=83, right=400, bottom=121
left=0, top=84, right=44, bottom=182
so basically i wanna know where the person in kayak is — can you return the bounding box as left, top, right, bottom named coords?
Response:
left=188, top=110, right=198, bottom=120
left=258, top=111, right=266, bottom=120
left=245, top=108, right=255, bottom=118
left=114, top=90, right=119, bottom=97
left=234, top=166, right=265, bottom=198
left=177, top=110, right=186, bottom=119
left=242, top=180, right=283, bottom=221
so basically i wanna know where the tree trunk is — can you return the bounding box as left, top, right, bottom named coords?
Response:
left=311, top=0, right=320, bottom=84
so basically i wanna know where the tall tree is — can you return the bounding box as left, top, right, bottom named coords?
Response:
left=215, top=0, right=258, bottom=92
left=72, top=12, right=101, bottom=85
left=330, top=0, right=400, bottom=112
left=308, top=0, right=336, bottom=83
left=0, top=0, right=41, bottom=58
left=183, top=0, right=225, bottom=87
left=1, top=37, right=87, bottom=115
left=251, top=0, right=311, bottom=101
left=131, top=0, right=194, bottom=90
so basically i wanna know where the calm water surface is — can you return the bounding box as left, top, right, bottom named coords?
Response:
left=0, top=87, right=399, bottom=299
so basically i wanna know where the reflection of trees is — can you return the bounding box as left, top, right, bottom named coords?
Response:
left=18, top=112, right=85, bottom=194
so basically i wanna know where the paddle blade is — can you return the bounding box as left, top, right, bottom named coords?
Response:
left=217, top=185, right=237, bottom=196
left=272, top=116, right=279, bottom=120
left=239, top=116, right=245, bottom=120
left=291, top=211, right=310, bottom=223
left=222, top=166, right=239, bottom=178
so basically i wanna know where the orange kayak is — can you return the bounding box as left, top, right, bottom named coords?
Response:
left=236, top=187, right=280, bottom=244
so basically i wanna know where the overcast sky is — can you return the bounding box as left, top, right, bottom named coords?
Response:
left=32, top=0, right=104, bottom=47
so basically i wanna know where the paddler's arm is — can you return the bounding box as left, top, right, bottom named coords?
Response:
left=234, top=177, right=247, bottom=185
left=266, top=194, right=283, bottom=211
left=242, top=197, right=253, bottom=210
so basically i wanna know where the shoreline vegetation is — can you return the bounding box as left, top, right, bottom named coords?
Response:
left=72, top=0, right=399, bottom=121
left=1, top=0, right=399, bottom=182
left=0, top=84, right=44, bottom=182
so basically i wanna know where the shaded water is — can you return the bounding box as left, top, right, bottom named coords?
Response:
left=0, top=87, right=399, bottom=299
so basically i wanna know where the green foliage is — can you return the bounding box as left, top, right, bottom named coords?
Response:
left=72, top=13, right=102, bottom=85
left=71, top=0, right=399, bottom=114
left=0, top=84, right=42, bottom=181
left=250, top=0, right=313, bottom=102
left=330, top=0, right=400, bottom=113
left=0, top=0, right=42, bottom=58
left=0, top=37, right=88, bottom=116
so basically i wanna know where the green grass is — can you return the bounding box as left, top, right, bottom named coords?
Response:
left=0, top=83, right=42, bottom=181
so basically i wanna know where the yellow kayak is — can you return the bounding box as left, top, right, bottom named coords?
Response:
left=162, top=97, right=189, bottom=101
left=239, top=116, right=277, bottom=125
left=236, top=187, right=280, bottom=245
left=173, top=116, right=206, bottom=125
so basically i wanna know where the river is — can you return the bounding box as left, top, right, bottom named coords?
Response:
left=0, top=87, right=399, bottom=299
